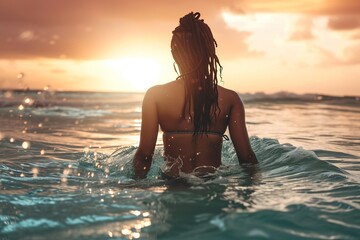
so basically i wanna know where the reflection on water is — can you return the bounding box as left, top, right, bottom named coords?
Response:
left=0, top=90, right=359, bottom=239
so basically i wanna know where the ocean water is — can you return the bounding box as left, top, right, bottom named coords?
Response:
left=0, top=89, right=359, bottom=240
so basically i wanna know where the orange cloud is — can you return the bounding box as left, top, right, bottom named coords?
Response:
left=1, top=0, right=360, bottom=61
left=327, top=16, right=360, bottom=31
left=239, top=0, right=360, bottom=15
left=343, top=44, right=360, bottom=64
left=0, top=0, right=259, bottom=60
left=287, top=17, right=314, bottom=41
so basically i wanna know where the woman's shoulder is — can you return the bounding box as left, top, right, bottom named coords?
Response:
left=217, top=85, right=242, bottom=101
left=147, top=80, right=178, bottom=91
left=144, top=80, right=180, bottom=99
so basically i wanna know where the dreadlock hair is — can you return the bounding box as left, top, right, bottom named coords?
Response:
left=171, top=12, right=223, bottom=135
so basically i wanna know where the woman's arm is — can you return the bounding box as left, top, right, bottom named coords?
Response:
left=228, top=92, right=258, bottom=164
left=133, top=87, right=159, bottom=179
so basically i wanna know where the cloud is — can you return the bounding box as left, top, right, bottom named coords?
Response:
left=219, top=31, right=264, bottom=60
left=287, top=17, right=314, bottom=41
left=307, top=45, right=343, bottom=66
left=351, top=31, right=360, bottom=39
left=308, top=44, right=360, bottom=66
left=51, top=68, right=66, bottom=74
left=238, top=0, right=360, bottom=15
left=327, top=16, right=360, bottom=31
left=210, top=20, right=264, bottom=60
left=0, top=0, right=260, bottom=60
left=0, top=18, right=178, bottom=59
left=343, top=44, right=360, bottom=64
left=1, top=0, right=359, bottom=61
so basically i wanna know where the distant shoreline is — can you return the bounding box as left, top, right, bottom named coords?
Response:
left=0, top=88, right=359, bottom=99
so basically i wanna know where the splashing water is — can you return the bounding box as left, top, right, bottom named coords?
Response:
left=0, top=90, right=359, bottom=239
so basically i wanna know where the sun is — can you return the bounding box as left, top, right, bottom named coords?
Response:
left=104, top=56, right=162, bottom=92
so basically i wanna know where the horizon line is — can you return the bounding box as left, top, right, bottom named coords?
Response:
left=1, top=88, right=359, bottom=98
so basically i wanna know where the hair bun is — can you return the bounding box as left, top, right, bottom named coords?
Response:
left=178, top=12, right=203, bottom=32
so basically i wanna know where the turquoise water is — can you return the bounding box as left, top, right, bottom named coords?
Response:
left=0, top=90, right=359, bottom=239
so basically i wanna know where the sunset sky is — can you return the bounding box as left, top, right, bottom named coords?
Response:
left=0, top=0, right=359, bottom=95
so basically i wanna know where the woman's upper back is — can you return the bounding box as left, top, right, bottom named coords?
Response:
left=145, top=79, right=242, bottom=174
left=153, top=79, right=237, bottom=134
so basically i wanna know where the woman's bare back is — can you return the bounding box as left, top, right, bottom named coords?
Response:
left=133, top=78, right=257, bottom=178
left=147, top=79, right=245, bottom=176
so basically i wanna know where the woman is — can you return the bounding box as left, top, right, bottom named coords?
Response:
left=133, top=12, right=257, bottom=179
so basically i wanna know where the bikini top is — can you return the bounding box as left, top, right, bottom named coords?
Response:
left=163, top=130, right=230, bottom=141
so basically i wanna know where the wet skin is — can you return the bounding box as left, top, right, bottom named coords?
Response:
left=133, top=79, right=257, bottom=178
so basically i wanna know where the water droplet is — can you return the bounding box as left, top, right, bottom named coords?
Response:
left=24, top=97, right=34, bottom=105
left=38, top=123, right=43, bottom=128
left=17, top=72, right=25, bottom=79
left=196, top=152, right=201, bottom=156
left=108, top=231, right=113, bottom=237
left=43, top=85, right=49, bottom=91
left=18, top=104, right=24, bottom=110
left=130, top=210, right=141, bottom=216
left=19, top=31, right=34, bottom=41
left=20, top=173, right=25, bottom=177
left=226, top=114, right=229, bottom=118
left=32, top=168, right=39, bottom=177
left=10, top=138, right=15, bottom=143
left=84, top=147, right=90, bottom=153
left=100, top=199, right=104, bottom=202
left=40, top=149, right=45, bottom=155
left=132, top=232, right=140, bottom=239
left=63, top=168, right=70, bottom=175
left=22, top=141, right=30, bottom=149
left=121, top=229, right=131, bottom=235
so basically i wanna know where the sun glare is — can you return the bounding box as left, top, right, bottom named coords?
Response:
left=105, top=57, right=161, bottom=92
